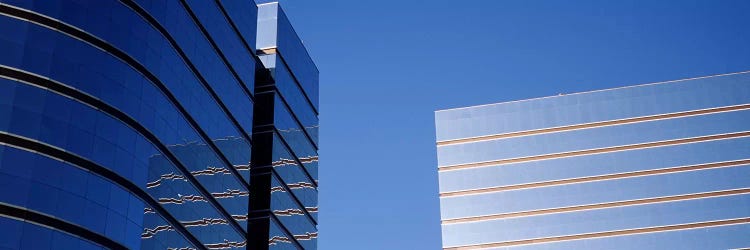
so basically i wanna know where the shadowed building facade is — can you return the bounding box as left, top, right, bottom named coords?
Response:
left=0, top=0, right=317, bottom=249
left=435, top=72, right=750, bottom=249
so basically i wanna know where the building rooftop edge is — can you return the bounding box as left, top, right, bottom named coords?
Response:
left=257, top=2, right=319, bottom=73
left=435, top=70, right=750, bottom=113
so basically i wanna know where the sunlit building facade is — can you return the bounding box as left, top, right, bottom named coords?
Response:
left=435, top=72, right=750, bottom=249
left=0, top=0, right=317, bottom=249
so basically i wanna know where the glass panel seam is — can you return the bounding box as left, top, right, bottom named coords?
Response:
left=274, top=88, right=319, bottom=149
left=437, top=103, right=750, bottom=146
left=272, top=129, right=318, bottom=189
left=0, top=132, right=205, bottom=250
left=178, top=0, right=256, bottom=104
left=0, top=202, right=128, bottom=250
left=0, top=2, right=255, bottom=203
left=442, top=187, right=750, bottom=224
left=440, top=159, right=750, bottom=197
left=442, top=217, right=750, bottom=249
left=439, top=131, right=750, bottom=171
left=0, top=62, right=248, bottom=240
left=275, top=51, right=319, bottom=115
left=271, top=169, right=318, bottom=225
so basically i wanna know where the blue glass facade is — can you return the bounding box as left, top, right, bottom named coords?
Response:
left=0, top=0, right=317, bottom=249
left=250, top=3, right=319, bottom=250
left=435, top=72, right=750, bottom=249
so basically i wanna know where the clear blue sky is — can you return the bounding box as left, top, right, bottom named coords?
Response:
left=278, top=1, right=750, bottom=249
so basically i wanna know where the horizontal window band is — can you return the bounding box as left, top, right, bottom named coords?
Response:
left=0, top=0, right=254, bottom=177
left=246, top=205, right=305, bottom=249
left=269, top=165, right=318, bottom=225
left=0, top=65, right=249, bottom=237
left=442, top=188, right=750, bottom=224
left=269, top=212, right=304, bottom=249
left=212, top=0, right=259, bottom=60
left=0, top=3, right=252, bottom=237
left=440, top=159, right=750, bottom=197
left=255, top=79, right=319, bottom=150
left=0, top=202, right=127, bottom=250
left=443, top=217, right=750, bottom=249
left=251, top=127, right=320, bottom=218
left=270, top=81, right=319, bottom=150
left=439, top=131, right=750, bottom=172
left=177, top=0, right=256, bottom=104
left=272, top=127, right=319, bottom=187
left=274, top=49, right=320, bottom=116
left=117, top=0, right=259, bottom=166
left=437, top=104, right=750, bottom=146
left=256, top=47, right=320, bottom=117
left=0, top=132, right=206, bottom=250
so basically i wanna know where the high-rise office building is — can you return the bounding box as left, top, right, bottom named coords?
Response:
left=0, top=0, right=317, bottom=249
left=435, top=72, right=750, bottom=249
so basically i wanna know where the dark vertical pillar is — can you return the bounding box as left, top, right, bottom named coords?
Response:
left=249, top=70, right=278, bottom=249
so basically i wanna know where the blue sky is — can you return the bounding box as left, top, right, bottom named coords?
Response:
left=278, top=1, right=750, bottom=249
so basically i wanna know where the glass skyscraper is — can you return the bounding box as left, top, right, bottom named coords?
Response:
left=0, top=0, right=317, bottom=249
left=435, top=72, right=750, bottom=249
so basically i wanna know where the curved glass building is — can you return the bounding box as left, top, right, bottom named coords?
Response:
left=0, top=0, right=318, bottom=249
left=435, top=72, right=750, bottom=249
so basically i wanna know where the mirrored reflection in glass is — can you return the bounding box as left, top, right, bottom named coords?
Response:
left=274, top=97, right=318, bottom=183
left=271, top=133, right=318, bottom=220
left=269, top=219, right=297, bottom=250
left=271, top=176, right=318, bottom=249
left=0, top=1, right=319, bottom=249
left=0, top=76, right=244, bottom=247
left=0, top=145, right=198, bottom=250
